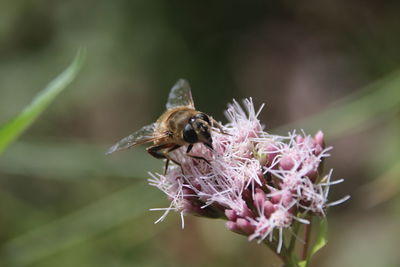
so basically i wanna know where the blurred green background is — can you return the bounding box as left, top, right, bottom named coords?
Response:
left=1, top=1, right=400, bottom=266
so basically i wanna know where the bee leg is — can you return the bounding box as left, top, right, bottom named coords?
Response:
left=147, top=144, right=182, bottom=175
left=164, top=159, right=170, bottom=174
left=187, top=155, right=211, bottom=166
left=186, top=144, right=211, bottom=165
left=164, top=155, right=184, bottom=175
left=211, top=117, right=230, bottom=135
left=165, top=145, right=183, bottom=174
left=186, top=144, right=193, bottom=153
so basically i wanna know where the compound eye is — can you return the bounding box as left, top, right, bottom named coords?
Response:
left=195, top=113, right=210, bottom=124
left=183, top=124, right=198, bottom=143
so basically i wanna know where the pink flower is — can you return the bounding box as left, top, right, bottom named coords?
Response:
left=148, top=98, right=349, bottom=251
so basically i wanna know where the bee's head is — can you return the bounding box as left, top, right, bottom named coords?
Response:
left=183, top=113, right=213, bottom=150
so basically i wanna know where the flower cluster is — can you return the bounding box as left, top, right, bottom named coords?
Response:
left=148, top=98, right=349, bottom=252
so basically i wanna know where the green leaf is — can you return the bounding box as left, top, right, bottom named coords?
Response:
left=298, top=219, right=328, bottom=267
left=309, top=218, right=328, bottom=257
left=0, top=48, right=86, bottom=155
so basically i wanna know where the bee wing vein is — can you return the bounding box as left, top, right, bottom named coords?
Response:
left=106, top=123, right=158, bottom=154
left=165, top=79, right=195, bottom=109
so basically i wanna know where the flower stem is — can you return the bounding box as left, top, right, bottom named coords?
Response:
left=288, top=221, right=300, bottom=254
left=302, top=216, right=313, bottom=260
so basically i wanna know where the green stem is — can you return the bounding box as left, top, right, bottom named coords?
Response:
left=288, top=221, right=301, bottom=254
left=302, top=217, right=313, bottom=260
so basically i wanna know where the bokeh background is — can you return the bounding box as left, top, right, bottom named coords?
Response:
left=1, top=1, right=400, bottom=266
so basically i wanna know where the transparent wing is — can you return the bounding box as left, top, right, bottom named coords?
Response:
left=106, top=123, right=157, bottom=155
left=165, top=79, right=195, bottom=109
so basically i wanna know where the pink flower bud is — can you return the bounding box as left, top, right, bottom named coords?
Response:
left=263, top=200, right=275, bottom=217
left=305, top=168, right=318, bottom=183
left=253, top=192, right=265, bottom=209
left=238, top=205, right=254, bottom=218
left=280, top=154, right=295, bottom=170
left=271, top=192, right=282, bottom=204
left=266, top=144, right=279, bottom=166
left=242, top=189, right=252, bottom=203
left=314, top=131, right=325, bottom=148
left=296, top=135, right=304, bottom=144
left=237, top=218, right=255, bottom=235
left=226, top=221, right=242, bottom=234
left=225, top=209, right=237, bottom=221
left=255, top=188, right=265, bottom=195
left=281, top=191, right=293, bottom=207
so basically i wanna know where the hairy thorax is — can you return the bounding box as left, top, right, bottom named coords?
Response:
left=154, top=107, right=199, bottom=145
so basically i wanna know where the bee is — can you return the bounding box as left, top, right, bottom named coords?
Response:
left=106, top=79, right=225, bottom=173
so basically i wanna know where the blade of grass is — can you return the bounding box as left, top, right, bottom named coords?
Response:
left=0, top=49, right=86, bottom=155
